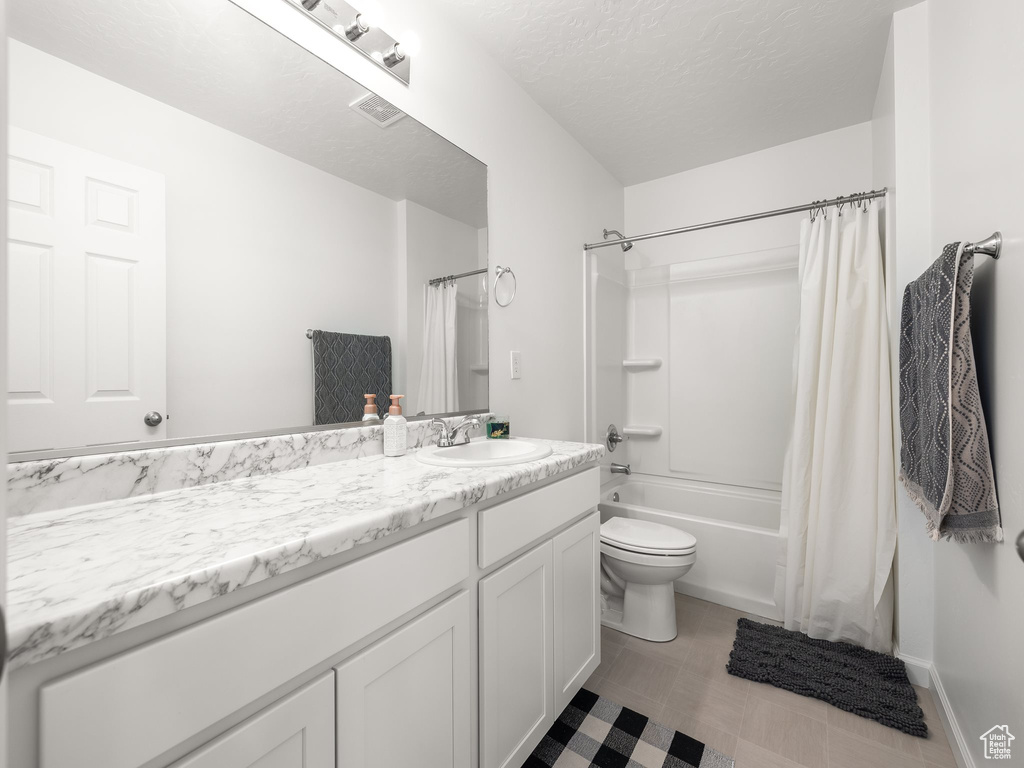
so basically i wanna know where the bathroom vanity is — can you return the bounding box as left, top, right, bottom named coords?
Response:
left=5, top=428, right=603, bottom=768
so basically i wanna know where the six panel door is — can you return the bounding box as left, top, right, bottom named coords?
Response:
left=7, top=126, right=166, bottom=452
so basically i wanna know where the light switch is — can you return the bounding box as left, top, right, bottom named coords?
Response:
left=510, top=351, right=522, bottom=380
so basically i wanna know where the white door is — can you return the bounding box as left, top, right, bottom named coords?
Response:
left=7, top=127, right=166, bottom=453
left=172, top=673, right=334, bottom=768
left=335, top=592, right=471, bottom=768
left=479, top=541, right=554, bottom=768
left=552, top=513, right=601, bottom=713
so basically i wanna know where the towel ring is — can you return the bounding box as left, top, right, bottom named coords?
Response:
left=494, top=265, right=516, bottom=307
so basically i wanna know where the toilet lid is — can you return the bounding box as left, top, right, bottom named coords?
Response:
left=601, top=517, right=696, bottom=555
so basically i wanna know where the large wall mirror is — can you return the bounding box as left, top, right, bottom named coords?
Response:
left=7, top=0, right=489, bottom=457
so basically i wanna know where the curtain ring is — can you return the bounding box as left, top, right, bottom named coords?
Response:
left=493, top=265, right=516, bottom=307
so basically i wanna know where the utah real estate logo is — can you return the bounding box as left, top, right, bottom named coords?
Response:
left=980, top=725, right=1014, bottom=760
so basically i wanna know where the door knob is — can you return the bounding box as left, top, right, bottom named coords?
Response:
left=144, top=411, right=163, bottom=427
left=1016, top=530, right=1024, bottom=563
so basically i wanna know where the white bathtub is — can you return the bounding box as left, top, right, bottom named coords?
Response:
left=600, top=475, right=782, bottom=620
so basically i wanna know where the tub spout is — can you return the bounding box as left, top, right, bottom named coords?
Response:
left=611, top=463, right=631, bottom=475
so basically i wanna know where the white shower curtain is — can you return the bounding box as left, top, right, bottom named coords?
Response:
left=775, top=199, right=897, bottom=653
left=417, top=281, right=460, bottom=414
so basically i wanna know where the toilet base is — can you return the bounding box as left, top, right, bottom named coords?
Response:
left=600, top=583, right=678, bottom=642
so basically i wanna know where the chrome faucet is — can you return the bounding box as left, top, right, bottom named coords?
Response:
left=430, top=416, right=482, bottom=448
left=610, top=463, right=631, bottom=475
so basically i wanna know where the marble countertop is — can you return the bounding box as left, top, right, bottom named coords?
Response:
left=7, top=438, right=603, bottom=670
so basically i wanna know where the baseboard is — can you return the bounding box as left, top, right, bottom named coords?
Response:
left=929, top=663, right=976, bottom=768
left=896, top=651, right=932, bottom=687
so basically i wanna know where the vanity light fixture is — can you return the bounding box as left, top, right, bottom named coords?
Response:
left=285, top=0, right=413, bottom=84
left=382, top=33, right=422, bottom=69
left=341, top=12, right=371, bottom=41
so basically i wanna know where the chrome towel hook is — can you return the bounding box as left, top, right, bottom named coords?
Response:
left=494, top=265, right=516, bottom=307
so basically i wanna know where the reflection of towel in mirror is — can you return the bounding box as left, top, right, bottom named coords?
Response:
left=417, top=282, right=459, bottom=415
left=899, top=243, right=1001, bottom=543
left=310, top=331, right=392, bottom=425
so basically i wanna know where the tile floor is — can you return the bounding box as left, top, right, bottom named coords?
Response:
left=584, top=594, right=958, bottom=768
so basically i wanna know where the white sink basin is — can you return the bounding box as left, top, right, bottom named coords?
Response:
left=416, top=438, right=553, bottom=467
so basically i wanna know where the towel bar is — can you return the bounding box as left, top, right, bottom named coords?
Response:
left=964, top=232, right=1002, bottom=259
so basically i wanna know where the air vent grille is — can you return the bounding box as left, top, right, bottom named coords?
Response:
left=350, top=93, right=406, bottom=128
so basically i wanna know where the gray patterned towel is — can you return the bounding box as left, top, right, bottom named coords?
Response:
left=899, top=243, right=1001, bottom=542
left=310, top=331, right=392, bottom=425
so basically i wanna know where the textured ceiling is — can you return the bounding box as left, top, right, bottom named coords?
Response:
left=9, top=0, right=487, bottom=227
left=432, top=0, right=913, bottom=185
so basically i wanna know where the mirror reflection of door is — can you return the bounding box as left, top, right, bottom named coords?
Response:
left=7, top=127, right=167, bottom=452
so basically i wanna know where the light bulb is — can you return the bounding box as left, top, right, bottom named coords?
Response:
left=357, top=0, right=387, bottom=30
left=398, top=31, right=421, bottom=58
left=371, top=50, right=385, bottom=63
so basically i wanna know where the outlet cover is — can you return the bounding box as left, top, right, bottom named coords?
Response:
left=510, top=351, right=522, bottom=380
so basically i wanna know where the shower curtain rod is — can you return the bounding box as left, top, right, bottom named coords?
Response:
left=584, top=188, right=889, bottom=251
left=428, top=267, right=487, bottom=286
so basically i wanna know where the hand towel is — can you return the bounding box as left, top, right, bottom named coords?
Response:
left=310, top=331, right=393, bottom=425
left=898, top=243, right=1001, bottom=542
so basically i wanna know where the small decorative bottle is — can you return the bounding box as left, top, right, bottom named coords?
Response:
left=383, top=395, right=407, bottom=457
left=362, top=394, right=380, bottom=422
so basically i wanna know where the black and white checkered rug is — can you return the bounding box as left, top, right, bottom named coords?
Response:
left=523, top=689, right=735, bottom=768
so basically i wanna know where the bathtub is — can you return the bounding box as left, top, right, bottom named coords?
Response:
left=599, top=475, right=782, bottom=620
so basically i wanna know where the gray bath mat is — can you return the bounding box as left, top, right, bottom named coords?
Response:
left=727, top=618, right=926, bottom=737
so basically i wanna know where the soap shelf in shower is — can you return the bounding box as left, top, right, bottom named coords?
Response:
left=622, top=358, right=662, bottom=371
left=622, top=425, right=662, bottom=438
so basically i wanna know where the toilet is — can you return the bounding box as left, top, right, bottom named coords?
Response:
left=600, top=517, right=697, bottom=642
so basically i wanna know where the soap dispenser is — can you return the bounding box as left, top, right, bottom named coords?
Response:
left=362, top=394, right=380, bottom=422
left=383, top=395, right=407, bottom=457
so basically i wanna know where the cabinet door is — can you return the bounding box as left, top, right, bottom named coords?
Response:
left=552, top=513, right=601, bottom=712
left=172, top=673, right=333, bottom=768
left=335, top=592, right=471, bottom=768
left=479, top=541, right=554, bottom=768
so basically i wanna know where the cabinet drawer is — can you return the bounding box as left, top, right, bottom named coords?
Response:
left=478, top=467, right=599, bottom=569
left=40, top=518, right=469, bottom=768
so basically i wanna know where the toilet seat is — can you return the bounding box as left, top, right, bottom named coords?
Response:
left=600, top=517, right=696, bottom=556
left=600, top=541, right=696, bottom=568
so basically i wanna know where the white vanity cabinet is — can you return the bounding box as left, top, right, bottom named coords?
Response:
left=480, top=540, right=555, bottom=768
left=551, top=514, right=601, bottom=713
left=335, top=592, right=472, bottom=768
left=172, top=674, right=335, bottom=768
left=479, top=510, right=601, bottom=768
left=18, top=464, right=601, bottom=768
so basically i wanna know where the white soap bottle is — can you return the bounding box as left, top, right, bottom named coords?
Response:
left=383, top=395, right=407, bottom=457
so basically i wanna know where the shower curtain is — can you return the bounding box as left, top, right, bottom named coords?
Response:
left=775, top=199, right=897, bottom=653
left=417, top=281, right=460, bottom=414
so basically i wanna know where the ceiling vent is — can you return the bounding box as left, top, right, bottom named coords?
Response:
left=349, top=93, right=406, bottom=128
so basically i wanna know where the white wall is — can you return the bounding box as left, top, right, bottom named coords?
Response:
left=9, top=40, right=403, bottom=439
left=230, top=0, right=624, bottom=442
left=625, top=123, right=874, bottom=269
left=925, top=0, right=1024, bottom=761
left=874, top=4, right=937, bottom=669
left=0, top=0, right=9, bottom=744
left=401, top=199, right=486, bottom=416
left=621, top=124, right=874, bottom=486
